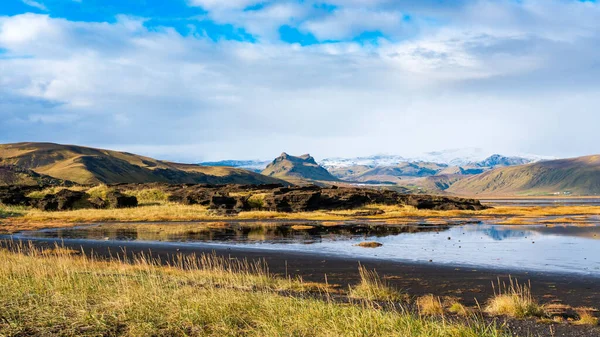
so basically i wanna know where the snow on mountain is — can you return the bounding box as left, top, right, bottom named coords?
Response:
left=320, top=149, right=554, bottom=169
left=199, top=160, right=270, bottom=172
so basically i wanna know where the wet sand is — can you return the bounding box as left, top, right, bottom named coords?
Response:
left=3, top=236, right=600, bottom=308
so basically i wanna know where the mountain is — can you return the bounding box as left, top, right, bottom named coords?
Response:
left=473, top=154, right=533, bottom=168
left=330, top=162, right=448, bottom=184
left=447, top=155, right=600, bottom=196
left=262, top=153, right=339, bottom=183
left=199, top=160, right=270, bottom=173
left=320, top=149, right=549, bottom=169
left=0, top=142, right=287, bottom=185
left=0, top=165, right=71, bottom=186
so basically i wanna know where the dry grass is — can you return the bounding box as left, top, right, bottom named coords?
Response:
left=485, top=278, right=545, bottom=318
left=349, top=265, right=407, bottom=302
left=448, top=302, right=471, bottom=316
left=575, top=308, right=600, bottom=326
left=416, top=295, right=444, bottom=316
left=290, top=225, right=315, bottom=230
left=0, top=244, right=507, bottom=337
left=3, top=202, right=600, bottom=234
left=123, top=188, right=170, bottom=204
left=86, top=184, right=116, bottom=199
left=355, top=241, right=383, bottom=248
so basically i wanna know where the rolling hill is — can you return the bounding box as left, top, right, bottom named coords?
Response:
left=0, top=165, right=71, bottom=186
left=447, top=155, right=600, bottom=196
left=262, top=153, right=339, bottom=183
left=0, top=142, right=287, bottom=185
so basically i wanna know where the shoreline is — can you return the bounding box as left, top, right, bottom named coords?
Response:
left=4, top=236, right=600, bottom=309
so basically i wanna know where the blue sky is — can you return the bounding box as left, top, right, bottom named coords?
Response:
left=1, top=0, right=600, bottom=162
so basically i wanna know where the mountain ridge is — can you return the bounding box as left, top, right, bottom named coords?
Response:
left=0, top=142, right=287, bottom=186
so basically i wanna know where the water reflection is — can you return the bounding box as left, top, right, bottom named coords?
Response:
left=14, top=220, right=600, bottom=276
left=21, top=222, right=450, bottom=244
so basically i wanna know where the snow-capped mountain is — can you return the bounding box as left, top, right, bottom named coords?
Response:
left=320, top=149, right=554, bottom=169
left=199, top=160, right=270, bottom=172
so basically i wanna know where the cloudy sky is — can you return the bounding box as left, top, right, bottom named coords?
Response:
left=1, top=0, right=599, bottom=162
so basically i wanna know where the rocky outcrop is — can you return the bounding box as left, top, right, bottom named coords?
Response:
left=0, top=186, right=34, bottom=206
left=106, top=191, right=138, bottom=208
left=1, top=183, right=486, bottom=213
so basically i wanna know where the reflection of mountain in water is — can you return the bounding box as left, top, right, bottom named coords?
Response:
left=22, top=223, right=452, bottom=245
left=480, top=227, right=531, bottom=241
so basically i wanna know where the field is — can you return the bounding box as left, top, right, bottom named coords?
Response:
left=2, top=201, right=600, bottom=234
left=0, top=243, right=509, bottom=337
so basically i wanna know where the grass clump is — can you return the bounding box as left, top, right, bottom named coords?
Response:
left=0, top=244, right=507, bottom=337
left=575, top=308, right=599, bottom=326
left=247, top=193, right=267, bottom=210
left=349, top=265, right=406, bottom=302
left=124, top=188, right=170, bottom=204
left=355, top=241, right=383, bottom=248
left=26, top=186, right=71, bottom=199
left=86, top=184, right=116, bottom=199
left=417, top=295, right=444, bottom=316
left=485, top=277, right=545, bottom=319
left=448, top=301, right=471, bottom=317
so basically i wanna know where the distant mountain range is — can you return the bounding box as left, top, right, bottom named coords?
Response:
left=0, top=143, right=286, bottom=186
left=319, top=148, right=553, bottom=168
left=2, top=143, right=598, bottom=196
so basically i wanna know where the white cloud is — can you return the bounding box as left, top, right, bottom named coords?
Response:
left=1, top=0, right=600, bottom=161
left=187, top=0, right=261, bottom=11
left=300, top=8, right=406, bottom=41
left=21, top=0, right=47, bottom=11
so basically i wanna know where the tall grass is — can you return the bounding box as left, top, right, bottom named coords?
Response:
left=485, top=277, right=545, bottom=318
left=349, top=265, right=406, bottom=302
left=0, top=243, right=507, bottom=337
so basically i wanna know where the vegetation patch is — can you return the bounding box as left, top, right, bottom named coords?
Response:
left=123, top=188, right=170, bottom=204
left=485, top=278, right=546, bottom=318
left=291, top=225, right=314, bottom=230
left=355, top=241, right=383, bottom=248
left=0, top=244, right=507, bottom=337
left=349, top=265, right=406, bottom=302
left=417, top=295, right=444, bottom=316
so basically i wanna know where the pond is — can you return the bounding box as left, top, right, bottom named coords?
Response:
left=10, top=219, right=600, bottom=276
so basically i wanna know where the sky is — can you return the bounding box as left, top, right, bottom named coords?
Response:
left=1, top=0, right=599, bottom=162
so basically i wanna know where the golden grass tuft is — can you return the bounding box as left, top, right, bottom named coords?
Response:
left=290, top=225, right=314, bottom=230
left=574, top=308, right=599, bottom=326
left=417, top=295, right=444, bottom=316
left=355, top=241, right=383, bottom=248
left=448, top=301, right=470, bottom=317
left=86, top=184, right=115, bottom=199
left=349, top=265, right=406, bottom=302
left=485, top=277, right=545, bottom=318
left=124, top=188, right=170, bottom=204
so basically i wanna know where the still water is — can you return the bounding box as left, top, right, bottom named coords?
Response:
left=12, top=220, right=600, bottom=276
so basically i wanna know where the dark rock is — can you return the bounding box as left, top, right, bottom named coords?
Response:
left=32, top=190, right=91, bottom=211
left=209, top=195, right=249, bottom=214
left=0, top=186, right=32, bottom=206
left=106, top=191, right=138, bottom=208
left=55, top=190, right=89, bottom=210
left=88, top=196, right=108, bottom=209
left=33, top=195, right=59, bottom=211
